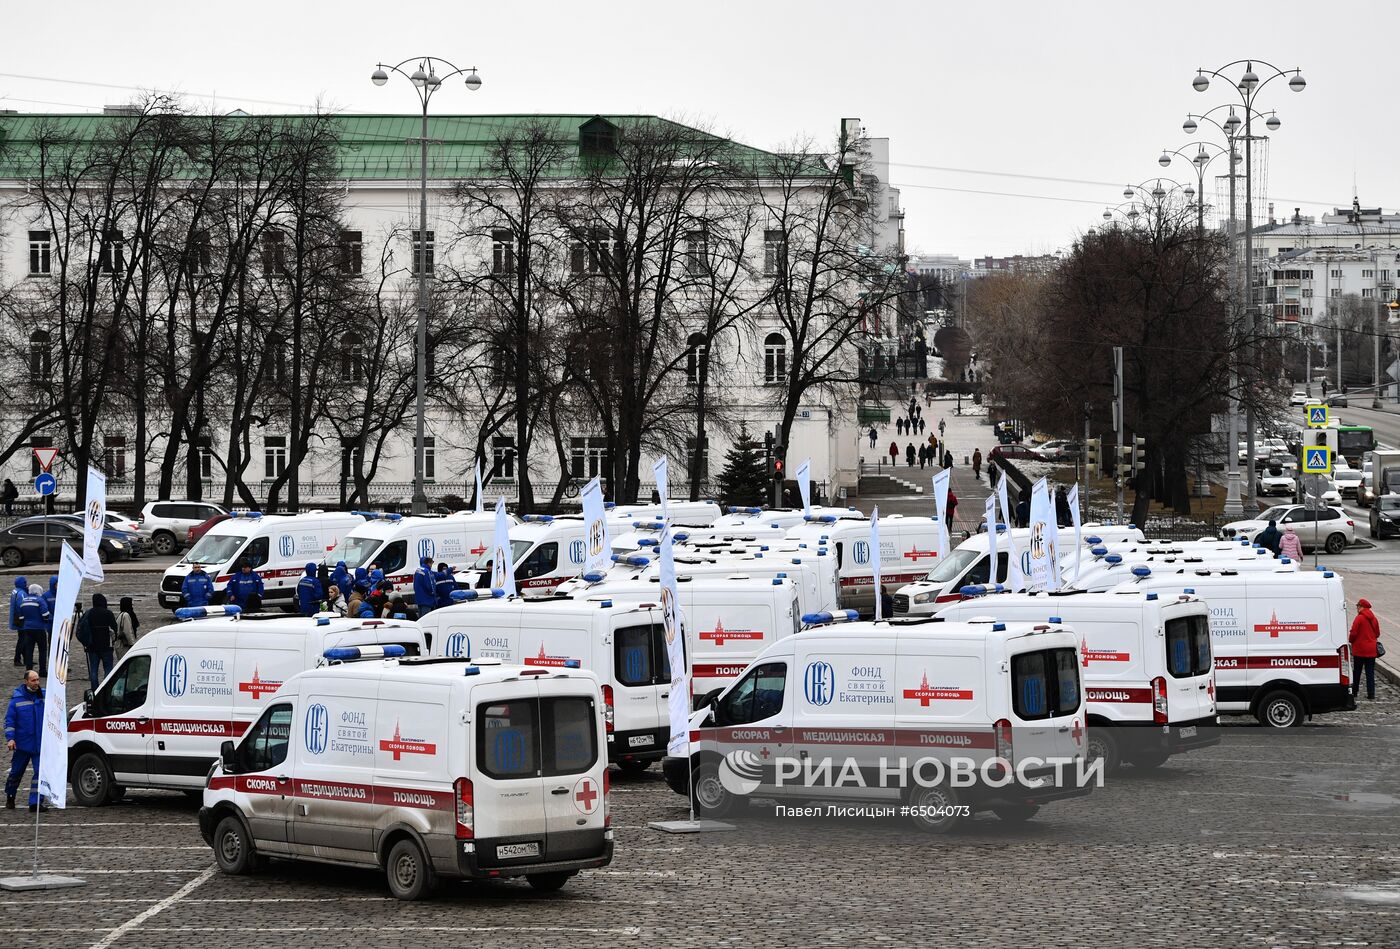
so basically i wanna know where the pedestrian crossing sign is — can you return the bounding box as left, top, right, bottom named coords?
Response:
left=1305, top=404, right=1328, bottom=428
left=1302, top=446, right=1332, bottom=474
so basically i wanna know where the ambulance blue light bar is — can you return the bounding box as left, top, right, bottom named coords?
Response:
left=959, top=583, right=1007, bottom=597
left=174, top=604, right=242, bottom=620
left=604, top=502, right=616, bottom=510
left=637, top=538, right=659, bottom=547
left=449, top=588, right=507, bottom=602
left=599, top=600, right=613, bottom=608
left=772, top=578, right=783, bottom=585
left=349, top=511, right=404, bottom=522
left=1146, top=592, right=1159, bottom=601
left=611, top=554, right=650, bottom=567
left=462, top=665, right=481, bottom=676
left=564, top=659, right=582, bottom=668
left=323, top=644, right=407, bottom=661
left=631, top=519, right=666, bottom=531
left=674, top=532, right=689, bottom=542
left=1323, top=571, right=1335, bottom=578
left=581, top=571, right=607, bottom=583
left=521, top=514, right=554, bottom=523
left=1131, top=566, right=1152, bottom=577
left=316, top=616, right=330, bottom=626
left=227, top=511, right=264, bottom=519
left=1280, top=557, right=1292, bottom=564
left=1085, top=535, right=1102, bottom=545
left=1090, top=546, right=1108, bottom=556
left=1184, top=588, right=1195, bottom=594
left=992, top=622, right=1007, bottom=631
left=1105, top=554, right=1122, bottom=564
left=801, top=609, right=860, bottom=626
left=1049, top=616, right=1063, bottom=623
left=726, top=506, right=763, bottom=514
left=804, top=514, right=838, bottom=523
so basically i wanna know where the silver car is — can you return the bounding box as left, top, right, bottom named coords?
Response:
left=139, top=500, right=229, bottom=555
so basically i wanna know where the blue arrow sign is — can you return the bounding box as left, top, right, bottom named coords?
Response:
left=34, top=472, right=56, bottom=496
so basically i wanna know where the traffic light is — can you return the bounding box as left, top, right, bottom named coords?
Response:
left=773, top=456, right=785, bottom=482
left=1131, top=436, right=1147, bottom=474
left=1085, top=438, right=1101, bottom=471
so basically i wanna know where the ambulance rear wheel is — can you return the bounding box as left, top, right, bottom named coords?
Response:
left=616, top=759, right=652, bottom=776
left=71, top=752, right=113, bottom=807
left=386, top=838, right=435, bottom=901
left=1257, top=690, right=1304, bottom=728
left=1085, top=729, right=1121, bottom=774
left=691, top=760, right=746, bottom=819
left=213, top=815, right=263, bottom=875
left=992, top=804, right=1040, bottom=823
left=905, top=783, right=963, bottom=834
left=527, top=872, right=573, bottom=892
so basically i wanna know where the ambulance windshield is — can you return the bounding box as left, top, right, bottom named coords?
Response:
left=470, top=539, right=532, bottom=571
left=925, top=547, right=981, bottom=583
left=331, top=535, right=383, bottom=569
left=186, top=532, right=247, bottom=566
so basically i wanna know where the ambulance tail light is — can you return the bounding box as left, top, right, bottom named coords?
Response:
left=453, top=777, right=474, bottom=839
left=602, top=767, right=612, bottom=828
left=601, top=685, right=614, bottom=733
left=1151, top=676, right=1168, bottom=724
left=1339, top=645, right=1351, bottom=686
left=993, top=718, right=1013, bottom=771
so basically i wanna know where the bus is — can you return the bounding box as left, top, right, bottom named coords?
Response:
left=1336, top=425, right=1376, bottom=466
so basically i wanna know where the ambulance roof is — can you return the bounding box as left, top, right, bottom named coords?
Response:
left=309, top=656, right=601, bottom=687
left=198, top=510, right=358, bottom=541
left=784, top=514, right=936, bottom=543
left=140, top=613, right=422, bottom=641
left=433, top=595, right=655, bottom=621
left=793, top=617, right=1077, bottom=647
left=342, top=513, right=497, bottom=540
left=944, top=588, right=1203, bottom=612
left=510, top=517, right=583, bottom=541
left=1122, top=567, right=1340, bottom=592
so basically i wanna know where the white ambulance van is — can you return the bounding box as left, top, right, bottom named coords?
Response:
left=420, top=597, right=671, bottom=773
left=663, top=615, right=1092, bottom=831
left=160, top=511, right=363, bottom=609
left=938, top=587, right=1219, bottom=771
left=1071, top=550, right=1297, bottom=593
left=607, top=500, right=722, bottom=526
left=708, top=506, right=864, bottom=532
left=329, top=511, right=499, bottom=600
left=67, top=607, right=426, bottom=805
left=588, top=547, right=840, bottom=617
left=785, top=514, right=941, bottom=614
left=1130, top=569, right=1355, bottom=727
left=199, top=654, right=612, bottom=900
left=459, top=515, right=587, bottom=596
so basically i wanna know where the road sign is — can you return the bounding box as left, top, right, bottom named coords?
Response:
left=1305, top=404, right=1329, bottom=428
left=34, top=473, right=56, bottom=496
left=31, top=447, right=58, bottom=472
left=1302, top=446, right=1332, bottom=475
left=1302, top=474, right=1329, bottom=510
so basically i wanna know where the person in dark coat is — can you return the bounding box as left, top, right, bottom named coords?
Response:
left=181, top=563, right=214, bottom=608
left=1015, top=492, right=1031, bottom=529
left=5, top=670, right=44, bottom=810
left=906, top=443, right=916, bottom=467
left=888, top=442, right=899, bottom=467
left=972, top=449, right=983, bottom=480
left=225, top=561, right=265, bottom=612
left=942, top=450, right=953, bottom=470
left=353, top=566, right=371, bottom=596
left=413, top=556, right=438, bottom=616
left=83, top=592, right=118, bottom=690
left=1055, top=485, right=1073, bottom=528
left=296, top=563, right=323, bottom=617
left=15, top=585, right=48, bottom=675
left=330, top=560, right=353, bottom=600
left=1, top=478, right=17, bottom=516
left=1349, top=597, right=1381, bottom=701
left=868, top=427, right=877, bottom=448
left=434, top=563, right=456, bottom=607
left=11, top=576, right=27, bottom=667
left=1254, top=519, right=1282, bottom=556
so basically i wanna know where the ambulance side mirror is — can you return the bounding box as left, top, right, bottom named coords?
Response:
left=220, top=740, right=237, bottom=773
left=82, top=689, right=95, bottom=716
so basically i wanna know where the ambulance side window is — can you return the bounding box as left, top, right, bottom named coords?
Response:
left=242, top=537, right=269, bottom=569
left=1052, top=648, right=1079, bottom=715
left=965, top=555, right=991, bottom=586
left=995, top=552, right=1009, bottom=584
left=92, top=655, right=151, bottom=716
left=518, top=543, right=558, bottom=580
left=542, top=697, right=598, bottom=776
left=378, top=541, right=407, bottom=575
left=478, top=700, right=539, bottom=779
left=1165, top=618, right=1193, bottom=678
left=716, top=662, right=787, bottom=726
left=237, top=704, right=292, bottom=773
left=833, top=543, right=843, bottom=569
left=1011, top=649, right=1080, bottom=720
left=1190, top=616, right=1212, bottom=676
left=615, top=625, right=654, bottom=686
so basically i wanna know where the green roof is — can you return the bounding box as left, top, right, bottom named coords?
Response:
left=0, top=112, right=809, bottom=182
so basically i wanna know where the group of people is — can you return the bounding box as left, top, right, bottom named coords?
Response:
left=891, top=441, right=952, bottom=471
left=895, top=415, right=926, bottom=437
left=1250, top=519, right=1306, bottom=562
left=10, top=576, right=138, bottom=689
left=181, top=557, right=460, bottom=621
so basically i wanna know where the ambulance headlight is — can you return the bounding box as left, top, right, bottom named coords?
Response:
left=912, top=592, right=937, bottom=605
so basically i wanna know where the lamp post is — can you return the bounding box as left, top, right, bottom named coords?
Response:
left=1157, top=142, right=1228, bottom=234
left=1193, top=60, right=1304, bottom=516
left=371, top=56, right=482, bottom=515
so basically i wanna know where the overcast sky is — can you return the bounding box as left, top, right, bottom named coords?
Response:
left=2, top=0, right=1393, bottom=259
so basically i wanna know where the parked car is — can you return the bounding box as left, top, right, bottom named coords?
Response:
left=1254, top=452, right=1298, bottom=473
left=139, top=500, right=229, bottom=555
left=54, top=514, right=147, bottom=556
left=1222, top=503, right=1355, bottom=554
left=1358, top=463, right=1376, bottom=506
left=187, top=512, right=232, bottom=546
left=0, top=516, right=138, bottom=568
left=1289, top=390, right=1308, bottom=406
left=1035, top=439, right=1083, bottom=461
left=1325, top=393, right=1349, bottom=408
left=988, top=443, right=1048, bottom=462
left=1258, top=467, right=1297, bottom=497
left=1370, top=495, right=1400, bottom=539
left=1238, top=438, right=1289, bottom=464
left=100, top=512, right=143, bottom=534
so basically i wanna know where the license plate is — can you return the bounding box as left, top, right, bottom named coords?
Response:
left=1179, top=725, right=1197, bottom=739
left=628, top=734, right=654, bottom=747
left=496, top=842, right=540, bottom=860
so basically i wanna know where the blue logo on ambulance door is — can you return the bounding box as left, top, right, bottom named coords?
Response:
left=418, top=538, right=436, bottom=561
left=852, top=541, right=870, bottom=566
left=568, top=539, right=585, bottom=565
left=163, top=654, right=188, bottom=698
left=494, top=729, right=526, bottom=772
left=804, top=661, right=835, bottom=706
left=277, top=534, right=296, bottom=558
left=445, top=631, right=469, bottom=658
left=305, top=704, right=329, bottom=755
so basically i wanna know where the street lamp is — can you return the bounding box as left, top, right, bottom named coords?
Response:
left=370, top=57, right=482, bottom=515
left=1158, top=141, right=1229, bottom=233
left=1193, top=59, right=1305, bottom=515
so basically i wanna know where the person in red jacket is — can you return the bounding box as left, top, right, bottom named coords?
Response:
left=1349, top=597, right=1381, bottom=701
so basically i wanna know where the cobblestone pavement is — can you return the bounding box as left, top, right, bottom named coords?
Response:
left=2, top=668, right=1398, bottom=948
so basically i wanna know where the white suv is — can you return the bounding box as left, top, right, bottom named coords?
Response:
left=139, top=500, right=229, bottom=555
left=1223, top=503, right=1355, bottom=555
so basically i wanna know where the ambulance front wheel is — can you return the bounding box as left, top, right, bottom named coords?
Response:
left=213, top=815, right=265, bottom=875
left=386, top=837, right=436, bottom=901
left=527, top=872, right=574, bottom=892
left=1085, top=728, right=1121, bottom=774
left=992, top=804, right=1041, bottom=823
left=71, top=751, right=117, bottom=807
left=691, top=760, right=747, bottom=819
left=1257, top=689, right=1304, bottom=728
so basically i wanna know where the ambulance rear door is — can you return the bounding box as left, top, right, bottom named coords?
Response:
left=534, top=675, right=607, bottom=862
left=470, top=679, right=548, bottom=865
left=604, top=610, right=670, bottom=755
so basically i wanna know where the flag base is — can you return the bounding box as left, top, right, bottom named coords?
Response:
left=0, top=874, right=86, bottom=891
left=647, top=819, right=735, bottom=834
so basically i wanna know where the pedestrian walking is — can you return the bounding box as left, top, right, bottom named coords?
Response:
left=1279, top=526, right=1304, bottom=561
left=413, top=556, right=438, bottom=616
left=181, top=563, right=214, bottom=608
left=1015, top=492, right=1031, bottom=529
left=10, top=576, right=26, bottom=667
left=1349, top=598, right=1381, bottom=701
left=79, top=593, right=117, bottom=690
left=1, top=478, right=16, bottom=516
left=904, top=443, right=915, bottom=467
left=972, top=448, right=983, bottom=480
left=1255, top=519, right=1282, bottom=557
left=1055, top=485, right=1072, bottom=528
left=297, top=563, right=323, bottom=617
left=225, top=561, right=265, bottom=612
left=896, top=418, right=905, bottom=436
left=946, top=489, right=958, bottom=529
left=938, top=419, right=946, bottom=437
left=942, top=449, right=953, bottom=470
left=15, top=584, right=47, bottom=674
left=888, top=441, right=898, bottom=467
left=868, top=426, right=877, bottom=449
left=116, top=596, right=140, bottom=658
left=5, top=669, right=44, bottom=811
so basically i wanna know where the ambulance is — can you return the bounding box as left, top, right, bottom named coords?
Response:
left=890, top=524, right=1147, bottom=616
left=663, top=615, right=1092, bottom=831
left=1130, top=569, right=1355, bottom=727
left=459, top=515, right=586, bottom=596
left=705, top=506, right=865, bottom=532
left=784, top=514, right=942, bottom=614
left=159, top=511, right=363, bottom=609
left=199, top=653, right=612, bottom=900
left=607, top=500, right=722, bottom=526
left=419, top=597, right=671, bottom=773
left=67, top=607, right=426, bottom=805
left=329, top=511, right=500, bottom=600
left=938, top=587, right=1220, bottom=771
left=609, top=521, right=787, bottom=558
left=1070, top=549, right=1298, bottom=593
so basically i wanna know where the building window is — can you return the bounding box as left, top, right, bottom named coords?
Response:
left=197, top=437, right=214, bottom=480
left=28, top=330, right=51, bottom=383
left=28, top=231, right=51, bottom=276
left=571, top=227, right=619, bottom=275
left=1362, top=269, right=1375, bottom=278
left=1330, top=288, right=1342, bottom=298
left=264, top=436, right=287, bottom=480
left=339, top=230, right=362, bottom=275
left=340, top=439, right=363, bottom=479
left=1383, top=270, right=1392, bottom=281
left=685, top=230, right=708, bottom=275
left=1362, top=288, right=1375, bottom=298
left=569, top=437, right=609, bottom=480
left=686, top=436, right=710, bottom=479
left=1301, top=270, right=1313, bottom=279
left=102, top=436, right=127, bottom=481
left=492, top=229, right=515, bottom=275
left=1302, top=307, right=1312, bottom=317
left=1301, top=288, right=1313, bottom=298
left=763, top=332, right=786, bottom=385
left=763, top=229, right=786, bottom=276
left=266, top=334, right=288, bottom=385
left=99, top=229, right=125, bottom=274
left=415, top=436, right=436, bottom=482
left=685, top=332, right=708, bottom=385
left=340, top=333, right=364, bottom=383
left=261, top=231, right=285, bottom=277
left=492, top=436, right=516, bottom=480
left=187, top=230, right=212, bottom=275
left=411, top=230, right=434, bottom=277
left=1331, top=269, right=1343, bottom=278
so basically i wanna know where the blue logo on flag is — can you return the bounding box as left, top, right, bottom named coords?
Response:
left=277, top=534, right=295, bottom=558
left=852, top=540, right=870, bottom=565
left=163, top=654, right=187, bottom=698
left=418, top=538, right=436, bottom=561
left=305, top=704, right=329, bottom=755
left=445, top=631, right=469, bottom=658
left=804, top=661, right=835, bottom=706
left=568, top=539, right=586, bottom=564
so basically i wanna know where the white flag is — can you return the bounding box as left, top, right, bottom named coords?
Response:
left=660, top=526, right=690, bottom=757
left=931, top=468, right=951, bottom=562
left=491, top=498, right=516, bottom=597
left=796, top=458, right=812, bottom=517
left=1028, top=478, right=1061, bottom=591
left=82, top=466, right=106, bottom=582
left=1068, top=485, right=1083, bottom=581
left=653, top=457, right=670, bottom=525
left=38, top=543, right=85, bottom=808
left=580, top=476, right=609, bottom=575
left=871, top=506, right=883, bottom=621
left=997, top=474, right=1026, bottom=592
left=985, top=493, right=999, bottom=585
left=474, top=459, right=484, bottom=515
